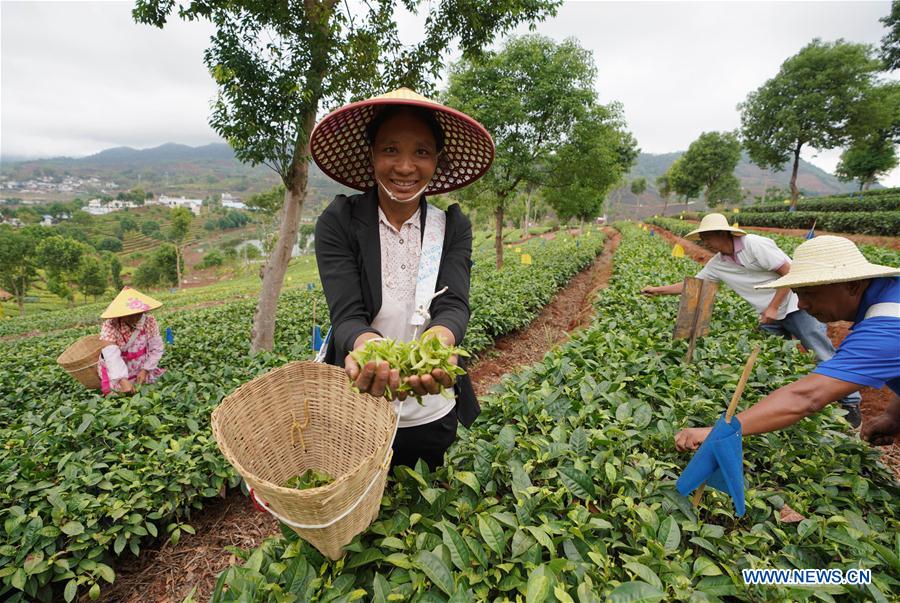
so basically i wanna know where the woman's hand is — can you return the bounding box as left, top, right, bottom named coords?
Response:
left=345, top=333, right=402, bottom=399
left=406, top=326, right=458, bottom=397
left=118, top=378, right=135, bottom=394
left=406, top=355, right=457, bottom=396
left=135, top=369, right=149, bottom=385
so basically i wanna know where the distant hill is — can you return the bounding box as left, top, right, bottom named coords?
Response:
left=611, top=151, right=868, bottom=218
left=3, top=142, right=871, bottom=219
left=0, top=142, right=354, bottom=214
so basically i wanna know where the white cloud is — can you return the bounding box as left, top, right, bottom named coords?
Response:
left=2, top=0, right=898, bottom=185
left=2, top=1, right=218, bottom=158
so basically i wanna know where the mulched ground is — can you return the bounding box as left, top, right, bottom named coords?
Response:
left=650, top=224, right=900, bottom=478
left=93, top=228, right=621, bottom=603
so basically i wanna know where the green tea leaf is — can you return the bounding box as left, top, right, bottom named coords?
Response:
left=414, top=550, right=454, bottom=595
left=607, top=581, right=665, bottom=603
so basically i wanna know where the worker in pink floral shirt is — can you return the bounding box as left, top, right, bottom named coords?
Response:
left=98, top=287, right=166, bottom=394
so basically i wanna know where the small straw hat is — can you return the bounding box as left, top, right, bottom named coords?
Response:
left=310, top=87, right=494, bottom=195
left=756, top=235, right=900, bottom=289
left=101, top=287, right=162, bottom=319
left=685, top=213, right=747, bottom=240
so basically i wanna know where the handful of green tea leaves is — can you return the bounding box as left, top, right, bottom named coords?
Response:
left=284, top=468, right=334, bottom=490
left=348, top=332, right=470, bottom=403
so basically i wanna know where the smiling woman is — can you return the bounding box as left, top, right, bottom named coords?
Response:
left=310, top=88, right=494, bottom=470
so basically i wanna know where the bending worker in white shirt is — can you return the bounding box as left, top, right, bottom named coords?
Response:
left=642, top=213, right=862, bottom=426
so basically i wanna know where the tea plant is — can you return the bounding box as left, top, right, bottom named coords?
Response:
left=208, top=224, right=899, bottom=602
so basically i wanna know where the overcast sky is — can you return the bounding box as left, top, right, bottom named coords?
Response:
left=2, top=1, right=897, bottom=183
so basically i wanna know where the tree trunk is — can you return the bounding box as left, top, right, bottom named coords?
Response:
left=863, top=180, right=872, bottom=192
left=250, top=112, right=316, bottom=354
left=524, top=189, right=532, bottom=236
left=175, top=246, right=182, bottom=290
left=494, top=203, right=505, bottom=269
left=789, top=144, right=802, bottom=209
left=663, top=197, right=669, bottom=216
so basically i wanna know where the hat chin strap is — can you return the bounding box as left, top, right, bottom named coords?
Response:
left=374, top=175, right=430, bottom=204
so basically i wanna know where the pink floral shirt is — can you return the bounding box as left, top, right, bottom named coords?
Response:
left=97, top=314, right=165, bottom=393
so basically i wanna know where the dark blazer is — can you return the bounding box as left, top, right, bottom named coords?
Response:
left=314, top=188, right=479, bottom=427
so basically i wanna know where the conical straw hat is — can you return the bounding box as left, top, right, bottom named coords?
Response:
left=756, top=235, right=900, bottom=289
left=310, top=87, right=494, bottom=195
left=685, top=213, right=747, bottom=240
left=100, top=287, right=163, bottom=319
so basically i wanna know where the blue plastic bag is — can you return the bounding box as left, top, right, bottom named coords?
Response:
left=676, top=413, right=745, bottom=516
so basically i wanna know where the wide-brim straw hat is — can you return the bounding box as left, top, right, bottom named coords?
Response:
left=310, top=87, right=494, bottom=195
left=100, top=286, right=162, bottom=319
left=685, top=213, right=747, bottom=240
left=756, top=235, right=900, bottom=289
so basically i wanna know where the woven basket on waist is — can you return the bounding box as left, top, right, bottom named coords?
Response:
left=57, top=335, right=105, bottom=390
left=211, top=361, right=398, bottom=559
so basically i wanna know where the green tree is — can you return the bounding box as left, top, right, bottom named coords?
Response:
left=445, top=35, right=598, bottom=267
left=141, top=220, right=161, bottom=238
left=77, top=255, right=108, bottom=301
left=630, top=177, right=647, bottom=196
left=656, top=174, right=672, bottom=215
left=134, top=0, right=562, bottom=352
left=119, top=216, right=139, bottom=232
left=706, top=174, right=744, bottom=206
left=133, top=244, right=180, bottom=289
left=15, top=207, right=40, bottom=225
left=36, top=236, right=89, bottom=306
left=678, top=131, right=742, bottom=207
left=0, top=225, right=40, bottom=315
left=167, top=207, right=192, bottom=289
left=880, top=1, right=900, bottom=70
left=545, top=104, right=638, bottom=226
left=837, top=81, right=900, bottom=190
left=70, top=209, right=93, bottom=226
left=836, top=138, right=898, bottom=191
left=105, top=252, right=124, bottom=290
left=667, top=157, right=702, bottom=212
left=739, top=39, right=881, bottom=208
left=246, top=186, right=286, bottom=216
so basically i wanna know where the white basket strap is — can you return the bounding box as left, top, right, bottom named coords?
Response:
left=411, top=203, right=447, bottom=329
left=250, top=399, right=404, bottom=530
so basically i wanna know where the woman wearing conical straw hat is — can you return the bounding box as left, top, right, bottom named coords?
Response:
left=97, top=287, right=166, bottom=394
left=676, top=235, right=900, bottom=453
left=311, top=88, right=494, bottom=470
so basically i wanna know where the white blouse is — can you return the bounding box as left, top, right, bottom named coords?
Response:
left=371, top=206, right=455, bottom=428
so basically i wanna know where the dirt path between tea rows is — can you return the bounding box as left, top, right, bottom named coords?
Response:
left=649, top=224, right=900, bottom=479
left=92, top=229, right=621, bottom=603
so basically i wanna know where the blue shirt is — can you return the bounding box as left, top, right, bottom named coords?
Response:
left=814, top=277, right=900, bottom=395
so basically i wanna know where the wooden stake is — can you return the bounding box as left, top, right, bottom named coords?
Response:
left=691, top=345, right=761, bottom=507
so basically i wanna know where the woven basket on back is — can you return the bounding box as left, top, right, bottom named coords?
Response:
left=57, top=335, right=105, bottom=390
left=211, top=361, right=398, bottom=560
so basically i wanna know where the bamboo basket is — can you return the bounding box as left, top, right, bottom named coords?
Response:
left=211, top=361, right=398, bottom=559
left=57, top=335, right=105, bottom=390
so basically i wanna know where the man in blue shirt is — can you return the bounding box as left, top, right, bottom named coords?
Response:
left=676, top=236, right=900, bottom=451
